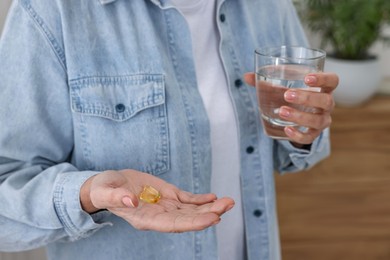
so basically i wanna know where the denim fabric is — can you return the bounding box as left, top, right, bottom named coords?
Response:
left=0, top=0, right=330, bottom=259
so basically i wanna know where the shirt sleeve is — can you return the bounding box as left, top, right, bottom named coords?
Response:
left=273, top=0, right=331, bottom=173
left=0, top=1, right=110, bottom=251
left=274, top=128, right=331, bottom=174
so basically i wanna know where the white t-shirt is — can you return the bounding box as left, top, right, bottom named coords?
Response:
left=169, top=1, right=245, bottom=259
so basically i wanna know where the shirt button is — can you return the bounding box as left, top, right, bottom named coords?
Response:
left=253, top=209, right=262, bottom=218
left=234, top=79, right=243, bottom=88
left=219, top=14, right=226, bottom=22
left=115, top=103, right=126, bottom=113
left=246, top=146, right=255, bottom=154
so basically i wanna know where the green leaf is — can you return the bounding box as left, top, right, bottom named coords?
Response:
left=295, top=0, right=390, bottom=59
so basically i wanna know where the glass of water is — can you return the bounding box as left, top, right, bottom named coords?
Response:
left=255, top=46, right=326, bottom=140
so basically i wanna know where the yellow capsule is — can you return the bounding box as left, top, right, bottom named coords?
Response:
left=139, top=185, right=161, bottom=204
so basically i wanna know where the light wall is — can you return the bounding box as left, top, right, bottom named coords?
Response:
left=0, top=0, right=11, bottom=36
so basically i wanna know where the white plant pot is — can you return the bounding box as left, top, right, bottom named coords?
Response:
left=325, top=57, right=382, bottom=107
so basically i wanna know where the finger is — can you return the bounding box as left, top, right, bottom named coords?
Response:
left=206, top=197, right=235, bottom=215
left=284, top=89, right=335, bottom=112
left=304, top=72, right=339, bottom=93
left=285, top=126, right=322, bottom=145
left=120, top=202, right=223, bottom=233
left=243, top=72, right=255, bottom=87
left=91, top=186, right=139, bottom=209
left=170, top=213, right=222, bottom=233
left=166, top=198, right=234, bottom=232
left=153, top=212, right=222, bottom=233
left=279, top=106, right=332, bottom=131
left=113, top=197, right=234, bottom=233
left=190, top=197, right=235, bottom=215
left=177, top=190, right=217, bottom=205
left=159, top=196, right=235, bottom=216
left=122, top=196, right=138, bottom=208
left=158, top=182, right=218, bottom=205
left=141, top=201, right=231, bottom=233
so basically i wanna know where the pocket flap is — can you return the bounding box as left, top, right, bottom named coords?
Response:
left=70, top=74, right=165, bottom=122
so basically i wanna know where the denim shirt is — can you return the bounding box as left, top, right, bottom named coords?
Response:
left=0, top=0, right=330, bottom=259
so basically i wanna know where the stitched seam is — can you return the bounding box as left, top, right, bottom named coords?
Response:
left=53, top=175, right=79, bottom=237
left=19, top=0, right=67, bottom=72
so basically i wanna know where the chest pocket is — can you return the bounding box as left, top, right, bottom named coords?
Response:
left=70, top=74, right=169, bottom=175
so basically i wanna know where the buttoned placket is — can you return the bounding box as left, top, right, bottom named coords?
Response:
left=215, top=1, right=270, bottom=259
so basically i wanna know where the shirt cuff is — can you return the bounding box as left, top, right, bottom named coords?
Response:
left=53, top=170, right=112, bottom=241
left=277, top=128, right=330, bottom=173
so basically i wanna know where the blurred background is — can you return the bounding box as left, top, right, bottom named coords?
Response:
left=277, top=1, right=390, bottom=259
left=1, top=0, right=390, bottom=259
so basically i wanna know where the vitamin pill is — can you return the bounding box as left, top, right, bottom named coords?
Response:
left=139, top=185, right=161, bottom=204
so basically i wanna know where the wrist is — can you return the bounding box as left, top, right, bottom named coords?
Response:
left=80, top=175, right=100, bottom=213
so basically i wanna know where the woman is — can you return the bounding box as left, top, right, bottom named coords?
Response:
left=0, top=0, right=337, bottom=259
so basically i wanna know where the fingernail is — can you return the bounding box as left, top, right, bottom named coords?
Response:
left=285, top=127, right=295, bottom=137
left=284, top=90, right=297, bottom=101
left=122, top=196, right=135, bottom=208
left=305, top=75, right=317, bottom=84
left=226, top=204, right=234, bottom=211
left=279, top=107, right=291, bottom=118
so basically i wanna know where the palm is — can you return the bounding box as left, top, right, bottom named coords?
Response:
left=90, top=170, right=235, bottom=233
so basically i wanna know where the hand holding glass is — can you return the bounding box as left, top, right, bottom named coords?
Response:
left=255, top=46, right=326, bottom=140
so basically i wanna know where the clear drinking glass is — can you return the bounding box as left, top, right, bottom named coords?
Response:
left=255, top=46, right=326, bottom=139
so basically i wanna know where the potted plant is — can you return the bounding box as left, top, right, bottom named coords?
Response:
left=295, top=0, right=390, bottom=106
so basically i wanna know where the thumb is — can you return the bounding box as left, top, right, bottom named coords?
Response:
left=243, top=72, right=255, bottom=87
left=91, top=186, right=139, bottom=209
left=122, top=195, right=138, bottom=208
